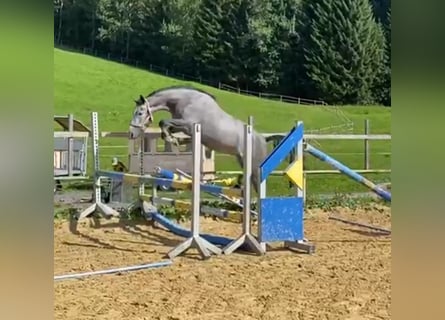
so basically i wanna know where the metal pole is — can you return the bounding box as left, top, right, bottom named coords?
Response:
left=139, top=134, right=145, bottom=196
left=77, top=112, right=119, bottom=219
left=91, top=112, right=101, bottom=204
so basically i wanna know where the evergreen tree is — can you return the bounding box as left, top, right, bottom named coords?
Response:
left=370, top=0, right=390, bottom=105
left=298, top=0, right=386, bottom=105
left=157, top=0, right=200, bottom=73
left=219, top=0, right=259, bottom=87
left=246, top=0, right=285, bottom=90
left=54, top=0, right=391, bottom=105
left=97, top=0, right=146, bottom=59
left=271, top=0, right=301, bottom=94
left=221, top=0, right=289, bottom=90
left=192, top=0, right=225, bottom=81
left=370, top=0, right=390, bottom=26
left=373, top=7, right=391, bottom=105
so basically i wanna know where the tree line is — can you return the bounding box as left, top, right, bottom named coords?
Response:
left=54, top=0, right=391, bottom=106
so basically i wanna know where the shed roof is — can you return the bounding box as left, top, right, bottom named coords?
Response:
left=54, top=115, right=91, bottom=132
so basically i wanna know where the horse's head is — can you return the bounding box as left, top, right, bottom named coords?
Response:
left=129, top=94, right=154, bottom=139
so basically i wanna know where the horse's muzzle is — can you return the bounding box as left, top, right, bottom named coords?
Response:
left=129, top=125, right=142, bottom=139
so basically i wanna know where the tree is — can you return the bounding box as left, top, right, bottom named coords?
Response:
left=372, top=7, right=391, bottom=105
left=267, top=0, right=301, bottom=93
left=191, top=0, right=225, bottom=81
left=156, top=0, right=200, bottom=71
left=218, top=0, right=289, bottom=90
left=54, top=0, right=64, bottom=44
left=297, top=0, right=386, bottom=105
left=370, top=0, right=390, bottom=25
left=97, top=0, right=146, bottom=59
left=243, top=0, right=283, bottom=90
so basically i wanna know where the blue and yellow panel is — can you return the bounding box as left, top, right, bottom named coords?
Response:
left=285, top=155, right=303, bottom=189
left=260, top=123, right=303, bottom=182
left=259, top=197, right=304, bottom=242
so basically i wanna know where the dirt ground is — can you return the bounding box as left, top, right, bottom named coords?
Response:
left=54, top=206, right=391, bottom=320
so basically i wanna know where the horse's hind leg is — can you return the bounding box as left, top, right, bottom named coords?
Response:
left=236, top=152, right=260, bottom=195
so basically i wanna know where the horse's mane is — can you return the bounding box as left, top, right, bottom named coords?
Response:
left=147, top=85, right=216, bottom=100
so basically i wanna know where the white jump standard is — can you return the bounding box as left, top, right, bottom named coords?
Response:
left=167, top=123, right=222, bottom=259
left=223, top=117, right=265, bottom=255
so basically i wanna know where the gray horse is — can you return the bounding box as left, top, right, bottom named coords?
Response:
left=128, top=85, right=268, bottom=193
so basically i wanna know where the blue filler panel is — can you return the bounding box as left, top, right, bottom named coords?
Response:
left=260, top=197, right=304, bottom=242
left=260, top=123, right=303, bottom=182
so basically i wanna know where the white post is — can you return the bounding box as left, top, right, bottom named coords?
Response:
left=167, top=123, right=222, bottom=259
left=67, top=113, right=74, bottom=177
left=78, top=112, right=119, bottom=219
left=364, top=119, right=370, bottom=170
left=223, top=116, right=265, bottom=255
left=297, top=121, right=303, bottom=201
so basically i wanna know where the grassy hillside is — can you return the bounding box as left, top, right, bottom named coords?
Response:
left=54, top=48, right=391, bottom=196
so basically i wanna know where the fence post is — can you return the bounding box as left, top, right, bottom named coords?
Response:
left=364, top=119, right=370, bottom=169
left=67, top=113, right=74, bottom=177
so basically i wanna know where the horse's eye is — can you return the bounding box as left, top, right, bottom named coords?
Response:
left=138, top=112, right=143, bottom=116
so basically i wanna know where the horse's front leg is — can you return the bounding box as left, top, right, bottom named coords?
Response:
left=159, top=121, right=174, bottom=144
left=159, top=119, right=193, bottom=146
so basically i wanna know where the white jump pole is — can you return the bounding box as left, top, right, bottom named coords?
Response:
left=223, top=116, right=265, bottom=255
left=167, top=123, right=222, bottom=260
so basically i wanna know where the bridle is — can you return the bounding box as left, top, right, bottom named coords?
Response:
left=130, top=101, right=154, bottom=129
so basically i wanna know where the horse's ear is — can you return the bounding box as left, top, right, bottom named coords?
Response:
left=139, top=95, right=146, bottom=103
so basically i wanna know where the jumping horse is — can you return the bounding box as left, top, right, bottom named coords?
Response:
left=128, top=85, right=269, bottom=193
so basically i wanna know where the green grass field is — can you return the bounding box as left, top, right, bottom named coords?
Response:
left=54, top=48, right=391, bottom=197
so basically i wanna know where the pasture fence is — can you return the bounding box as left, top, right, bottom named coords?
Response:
left=57, top=44, right=326, bottom=106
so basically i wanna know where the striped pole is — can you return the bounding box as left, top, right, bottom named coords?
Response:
left=305, top=144, right=391, bottom=202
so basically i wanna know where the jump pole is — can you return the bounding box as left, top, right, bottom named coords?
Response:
left=54, top=260, right=172, bottom=281
left=223, top=117, right=265, bottom=255
left=328, top=216, right=391, bottom=234
left=167, top=123, right=222, bottom=260
left=305, top=143, right=391, bottom=202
